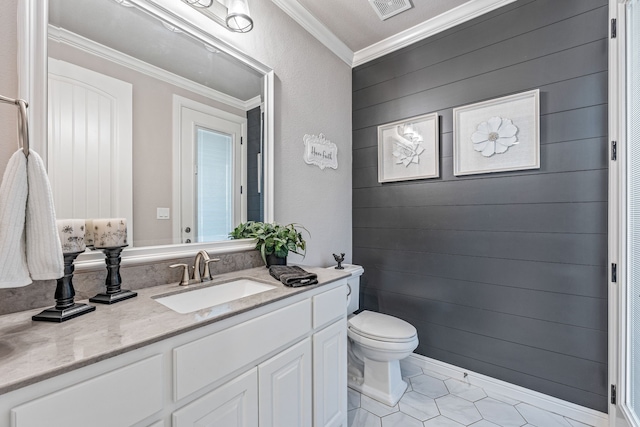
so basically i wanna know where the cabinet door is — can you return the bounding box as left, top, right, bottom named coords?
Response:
left=172, top=368, right=258, bottom=427
left=11, top=355, right=163, bottom=427
left=259, top=338, right=312, bottom=427
left=313, top=318, right=347, bottom=427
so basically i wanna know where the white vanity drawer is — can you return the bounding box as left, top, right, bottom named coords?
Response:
left=313, top=284, right=347, bottom=329
left=174, top=299, right=312, bottom=401
left=11, top=355, right=163, bottom=427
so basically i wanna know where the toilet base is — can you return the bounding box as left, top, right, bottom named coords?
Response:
left=347, top=357, right=408, bottom=407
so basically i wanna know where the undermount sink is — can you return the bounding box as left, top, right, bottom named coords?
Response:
left=154, top=278, right=277, bottom=314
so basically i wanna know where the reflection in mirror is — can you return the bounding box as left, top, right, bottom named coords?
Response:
left=47, top=0, right=266, bottom=249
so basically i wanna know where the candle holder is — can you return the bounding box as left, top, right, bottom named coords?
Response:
left=89, top=245, right=137, bottom=304
left=32, top=251, right=96, bottom=322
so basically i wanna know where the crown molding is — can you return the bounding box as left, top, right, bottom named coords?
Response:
left=271, top=0, right=354, bottom=66
left=245, top=95, right=262, bottom=110
left=48, top=25, right=258, bottom=111
left=352, top=0, right=519, bottom=67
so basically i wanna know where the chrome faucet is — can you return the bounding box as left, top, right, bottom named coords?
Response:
left=192, top=250, right=220, bottom=282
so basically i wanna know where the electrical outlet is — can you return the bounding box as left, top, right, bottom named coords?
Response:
left=157, top=207, right=170, bottom=220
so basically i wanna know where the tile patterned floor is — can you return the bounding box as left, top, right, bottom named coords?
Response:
left=347, top=360, right=595, bottom=427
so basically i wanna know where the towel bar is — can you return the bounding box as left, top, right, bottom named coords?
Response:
left=0, top=94, right=30, bottom=157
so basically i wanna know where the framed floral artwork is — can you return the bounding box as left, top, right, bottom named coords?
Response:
left=377, top=112, right=439, bottom=183
left=453, top=89, right=540, bottom=176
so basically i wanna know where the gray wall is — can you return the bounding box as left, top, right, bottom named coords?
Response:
left=352, top=0, right=608, bottom=412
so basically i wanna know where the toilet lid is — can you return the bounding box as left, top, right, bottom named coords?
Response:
left=348, top=310, right=417, bottom=342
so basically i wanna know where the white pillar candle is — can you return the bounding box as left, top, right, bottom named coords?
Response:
left=85, top=219, right=94, bottom=247
left=57, top=219, right=86, bottom=253
left=93, top=218, right=128, bottom=248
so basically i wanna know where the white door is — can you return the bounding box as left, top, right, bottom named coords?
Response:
left=172, top=368, right=258, bottom=427
left=178, top=105, right=245, bottom=244
left=48, top=59, right=133, bottom=243
left=259, top=338, right=312, bottom=427
left=612, top=1, right=640, bottom=426
left=313, top=319, right=348, bottom=427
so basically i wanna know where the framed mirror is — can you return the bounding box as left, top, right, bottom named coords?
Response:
left=18, top=0, right=274, bottom=269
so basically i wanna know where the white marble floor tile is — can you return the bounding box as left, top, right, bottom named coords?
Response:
left=361, top=394, right=399, bottom=417
left=565, top=418, right=592, bottom=427
left=444, top=378, right=487, bottom=402
left=516, top=403, right=573, bottom=427
left=436, top=394, right=483, bottom=425
left=475, top=397, right=526, bottom=427
left=349, top=408, right=382, bottom=427
left=422, top=369, right=452, bottom=381
left=400, top=359, right=424, bottom=378
left=381, top=412, right=423, bottom=427
left=349, top=388, right=362, bottom=410
left=423, top=415, right=466, bottom=427
left=469, top=420, right=501, bottom=427
left=410, top=374, right=449, bottom=398
left=402, top=377, right=414, bottom=392
left=484, top=390, right=521, bottom=406
left=398, top=391, right=440, bottom=421
left=347, top=372, right=596, bottom=427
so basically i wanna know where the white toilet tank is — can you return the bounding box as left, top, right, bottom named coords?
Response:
left=328, top=264, right=364, bottom=314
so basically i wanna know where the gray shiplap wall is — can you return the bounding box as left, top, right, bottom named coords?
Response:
left=247, top=106, right=262, bottom=221
left=352, top=0, right=608, bottom=412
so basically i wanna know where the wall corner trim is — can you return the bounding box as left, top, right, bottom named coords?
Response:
left=352, top=0, right=519, bottom=67
left=270, top=0, right=354, bottom=66
left=406, top=353, right=609, bottom=427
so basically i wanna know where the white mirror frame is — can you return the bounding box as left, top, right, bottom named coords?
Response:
left=17, top=0, right=274, bottom=270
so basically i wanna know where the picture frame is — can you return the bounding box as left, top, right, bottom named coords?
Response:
left=453, top=89, right=540, bottom=176
left=377, top=112, right=439, bottom=183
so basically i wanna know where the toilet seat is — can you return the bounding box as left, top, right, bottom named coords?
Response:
left=348, top=310, right=417, bottom=343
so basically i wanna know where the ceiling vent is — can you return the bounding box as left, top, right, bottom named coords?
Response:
left=368, top=0, right=413, bottom=21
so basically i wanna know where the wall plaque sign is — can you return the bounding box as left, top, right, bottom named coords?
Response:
left=303, top=133, right=338, bottom=170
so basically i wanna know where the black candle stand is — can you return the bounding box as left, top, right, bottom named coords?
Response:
left=32, top=251, right=96, bottom=323
left=89, top=245, right=137, bottom=304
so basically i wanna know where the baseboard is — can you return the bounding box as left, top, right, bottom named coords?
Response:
left=406, top=353, right=609, bottom=427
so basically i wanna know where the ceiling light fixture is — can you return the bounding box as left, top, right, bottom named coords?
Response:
left=183, top=0, right=214, bottom=8
left=181, top=0, right=254, bottom=33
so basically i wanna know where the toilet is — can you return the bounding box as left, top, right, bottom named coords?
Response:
left=334, top=264, right=419, bottom=407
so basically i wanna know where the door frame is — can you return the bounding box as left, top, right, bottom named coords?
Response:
left=172, top=95, right=247, bottom=244
left=609, top=0, right=638, bottom=426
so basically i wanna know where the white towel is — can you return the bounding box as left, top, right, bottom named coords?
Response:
left=25, top=151, right=64, bottom=280
left=0, top=149, right=64, bottom=288
left=0, top=150, right=30, bottom=287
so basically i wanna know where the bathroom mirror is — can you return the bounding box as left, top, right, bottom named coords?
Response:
left=19, top=0, right=274, bottom=268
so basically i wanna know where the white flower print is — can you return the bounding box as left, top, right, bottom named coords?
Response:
left=391, top=122, right=425, bottom=167
left=471, top=116, right=518, bottom=157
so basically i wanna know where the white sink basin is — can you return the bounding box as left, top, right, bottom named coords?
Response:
left=155, top=279, right=276, bottom=314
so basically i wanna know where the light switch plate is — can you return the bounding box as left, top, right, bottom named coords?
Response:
left=157, top=207, right=170, bottom=220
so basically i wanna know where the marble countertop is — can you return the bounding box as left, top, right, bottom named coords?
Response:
left=0, top=266, right=350, bottom=395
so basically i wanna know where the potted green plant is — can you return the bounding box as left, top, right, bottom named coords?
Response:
left=229, top=221, right=308, bottom=266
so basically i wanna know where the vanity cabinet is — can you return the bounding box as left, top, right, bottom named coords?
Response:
left=313, top=319, right=347, bottom=427
left=173, top=368, right=259, bottom=427
left=2, top=279, right=347, bottom=427
left=259, top=338, right=312, bottom=427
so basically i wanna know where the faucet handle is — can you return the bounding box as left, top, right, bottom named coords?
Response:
left=170, top=264, right=190, bottom=286
left=203, top=258, right=220, bottom=281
